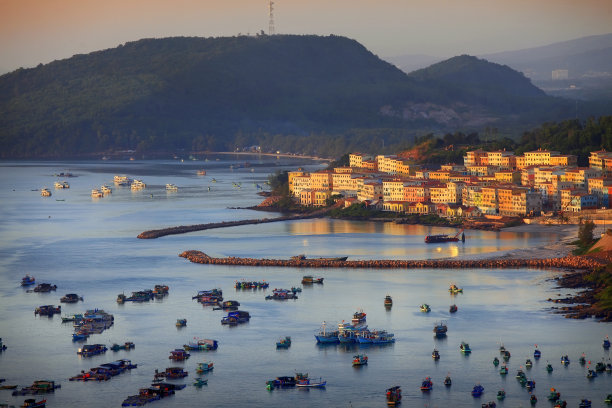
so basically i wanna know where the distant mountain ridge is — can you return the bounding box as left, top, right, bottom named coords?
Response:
left=0, top=34, right=580, bottom=158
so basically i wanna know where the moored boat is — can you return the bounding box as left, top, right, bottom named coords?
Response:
left=35, top=305, right=61, bottom=316
left=193, top=377, right=208, bottom=387
left=165, top=184, right=178, bottom=191
left=560, top=355, right=570, bottom=365
left=40, top=188, right=51, bottom=197
left=301, top=275, right=324, bottom=284
left=533, top=345, right=541, bottom=359
left=604, top=336, right=611, bottom=349
left=449, top=304, right=458, bottom=313
left=384, top=295, right=393, bottom=308
left=183, top=338, right=218, bottom=351
left=154, top=367, right=188, bottom=379
left=496, top=390, right=506, bottom=400
left=460, top=342, right=472, bottom=354
left=433, top=321, right=447, bottom=337
left=196, top=361, right=214, bottom=373
left=296, top=377, right=326, bottom=388
left=420, top=304, right=431, bottom=313
left=352, top=354, right=368, bottom=366
left=175, top=319, right=187, bottom=327
left=91, top=189, right=103, bottom=198
left=100, top=185, right=112, bottom=194
left=77, top=344, right=107, bottom=357
left=169, top=349, right=190, bottom=361
left=315, top=322, right=339, bottom=344
left=21, top=398, right=47, bottom=407
left=21, top=275, right=35, bottom=286
left=420, top=377, right=433, bottom=391
left=32, top=283, right=57, bottom=293
left=386, top=386, right=401, bottom=406
left=449, top=284, right=463, bottom=293
left=432, top=348, right=440, bottom=360
left=471, top=384, right=484, bottom=397
left=60, top=293, right=83, bottom=303
left=221, top=310, right=250, bottom=325
left=276, top=336, right=291, bottom=348
left=111, top=342, right=135, bottom=351
left=444, top=375, right=452, bottom=386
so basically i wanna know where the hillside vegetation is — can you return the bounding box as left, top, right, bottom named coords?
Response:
left=0, top=35, right=583, bottom=158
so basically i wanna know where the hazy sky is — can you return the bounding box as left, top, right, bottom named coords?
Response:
left=1, top=0, right=611, bottom=74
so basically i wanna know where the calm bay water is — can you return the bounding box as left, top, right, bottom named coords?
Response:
left=0, top=157, right=609, bottom=407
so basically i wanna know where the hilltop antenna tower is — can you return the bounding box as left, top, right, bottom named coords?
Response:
left=268, top=1, right=275, bottom=35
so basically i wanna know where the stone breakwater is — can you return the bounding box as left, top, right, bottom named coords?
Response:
left=179, top=250, right=606, bottom=270
left=137, top=214, right=318, bottom=239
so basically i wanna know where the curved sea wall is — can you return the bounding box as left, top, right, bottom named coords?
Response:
left=179, top=250, right=606, bottom=270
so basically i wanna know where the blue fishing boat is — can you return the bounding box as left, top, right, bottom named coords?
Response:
left=356, top=330, right=395, bottom=345
left=460, top=342, right=472, bottom=354
left=420, top=377, right=433, bottom=391
left=533, top=345, right=541, bottom=359
left=579, top=399, right=592, bottom=408
left=432, top=348, right=440, bottom=360
left=221, top=310, right=250, bottom=325
left=196, top=361, right=214, bottom=373
left=276, top=336, right=291, bottom=348
left=193, top=378, right=208, bottom=387
left=433, top=321, right=448, bottom=338
left=603, top=336, right=611, bottom=349
left=471, top=384, right=484, bottom=397
left=560, top=355, right=570, bottom=365
left=21, top=275, right=35, bottom=286
left=296, top=377, right=326, bottom=388
left=386, top=386, right=401, bottom=406
left=315, top=322, right=339, bottom=344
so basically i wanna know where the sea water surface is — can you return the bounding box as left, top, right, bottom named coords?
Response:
left=0, top=157, right=609, bottom=407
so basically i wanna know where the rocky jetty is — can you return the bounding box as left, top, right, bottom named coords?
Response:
left=179, top=250, right=606, bottom=270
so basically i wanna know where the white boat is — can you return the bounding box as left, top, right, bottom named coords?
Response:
left=54, top=181, right=69, bottom=189
left=131, top=179, right=146, bottom=190
left=113, top=175, right=131, bottom=186
left=100, top=185, right=112, bottom=194
left=91, top=189, right=103, bottom=198
left=166, top=184, right=178, bottom=191
left=41, top=188, right=52, bottom=197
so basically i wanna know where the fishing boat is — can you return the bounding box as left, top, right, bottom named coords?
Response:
left=314, top=322, right=339, bottom=344
left=169, top=349, right=190, bottom=361
left=530, top=394, right=538, bottom=405
left=560, top=355, right=570, bottom=365
left=154, top=367, right=188, bottom=379
left=91, top=189, right=103, bottom=198
left=433, top=321, right=447, bottom=337
left=110, top=342, right=135, bottom=351
left=192, top=289, right=223, bottom=304
left=12, top=380, right=60, bottom=396
left=425, top=229, right=465, bottom=243
left=482, top=402, right=496, bottom=408
left=352, top=354, right=368, bottom=366
left=526, top=379, right=536, bottom=390
left=276, top=336, right=291, bottom=348
left=587, top=369, right=597, bottom=379
left=34, top=305, right=61, bottom=316
left=40, top=188, right=51, bottom=197
left=72, top=332, right=89, bottom=342
left=60, top=293, right=83, bottom=303
left=165, top=184, right=178, bottom=191
left=496, top=390, right=506, bottom=400
left=579, top=399, right=592, bottom=408
left=386, top=386, right=401, bottom=406
left=301, top=275, right=324, bottom=284
left=471, top=384, right=484, bottom=397
left=356, top=329, right=395, bottom=345
left=579, top=353, right=586, bottom=365
left=221, top=310, right=250, bottom=325
left=196, top=361, right=214, bottom=373
left=113, top=175, right=131, bottom=186
left=296, top=377, right=326, bottom=388
left=449, top=304, right=458, bottom=313
left=554, top=401, right=567, bottom=408
left=21, top=275, right=35, bottom=286
left=604, top=336, right=611, bottom=349
left=546, top=363, right=553, bottom=372
left=21, top=399, right=46, bottom=408
left=175, top=319, right=187, bottom=327
left=32, top=283, right=57, bottom=292
left=196, top=170, right=206, bottom=175
left=193, top=378, right=208, bottom=387
left=100, top=185, right=112, bottom=194
left=130, top=179, right=146, bottom=190
left=516, top=369, right=526, bottom=380
left=493, top=357, right=499, bottom=366
left=384, top=295, right=393, bottom=308
left=153, top=284, right=169, bottom=296
left=183, top=338, right=218, bottom=351
left=265, top=288, right=297, bottom=300
left=449, top=284, right=463, bottom=293
left=525, top=358, right=533, bottom=368
left=503, top=350, right=511, bottom=361
left=547, top=388, right=561, bottom=401
left=534, top=346, right=541, bottom=359
left=352, top=310, right=367, bottom=327
left=420, top=304, right=431, bottom=313
left=77, top=344, right=107, bottom=357
left=460, top=342, right=472, bottom=354
left=605, top=394, right=612, bottom=404
left=272, top=376, right=297, bottom=387
left=444, top=375, right=452, bottom=386
left=432, top=348, right=440, bottom=360
left=0, top=338, right=6, bottom=352
left=420, top=377, right=433, bottom=391
left=499, top=365, right=508, bottom=375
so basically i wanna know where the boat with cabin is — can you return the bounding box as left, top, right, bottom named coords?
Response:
left=35, top=305, right=61, bottom=316
left=196, top=361, right=214, bottom=373
left=130, top=179, right=146, bottom=190
left=352, top=354, right=368, bottom=366
left=296, top=377, right=326, bottom=388
left=60, top=293, right=83, bottom=303
left=165, top=184, right=178, bottom=191
left=32, top=283, right=57, bottom=292
left=449, top=304, right=458, bottom=313
left=196, top=170, right=206, bottom=175
left=433, top=321, right=448, bottom=337
left=444, top=375, right=452, bottom=386
left=449, top=284, right=463, bottom=293
left=169, top=349, right=190, bottom=361
left=192, top=289, right=223, bottom=304
left=386, top=386, right=401, bottom=406
left=315, top=322, right=339, bottom=344
left=184, top=338, right=218, bottom=351
left=265, top=288, right=297, bottom=300
left=301, top=275, right=324, bottom=284
left=111, top=342, right=135, bottom=352
left=77, top=344, right=107, bottom=357
left=221, top=310, right=250, bottom=325
left=276, top=336, right=291, bottom=348
left=384, top=295, right=393, bottom=308
left=561, top=355, right=570, bottom=365
left=432, top=348, right=440, bottom=360
left=21, top=275, right=35, bottom=286
left=420, top=377, right=433, bottom=391
left=356, top=329, right=395, bottom=345
left=471, top=384, right=484, bottom=397
left=460, top=342, right=472, bottom=354
left=604, top=336, right=611, bottom=349
left=193, top=378, right=208, bottom=387
left=534, top=346, right=541, bottom=359
left=425, top=229, right=465, bottom=243
left=154, top=367, right=188, bottom=380
left=21, top=398, right=47, bottom=407
left=420, top=304, right=431, bottom=313
left=175, top=319, right=187, bottom=327
left=54, top=181, right=70, bottom=189
left=40, top=189, right=51, bottom=197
